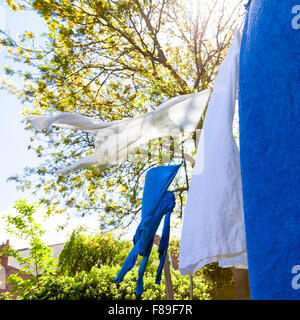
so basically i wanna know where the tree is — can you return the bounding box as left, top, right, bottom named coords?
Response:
left=0, top=0, right=245, bottom=232
left=57, top=228, right=132, bottom=276
left=0, top=200, right=56, bottom=299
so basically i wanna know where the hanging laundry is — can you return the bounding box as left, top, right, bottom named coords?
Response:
left=239, top=0, right=300, bottom=300
left=179, top=30, right=247, bottom=276
left=27, top=91, right=210, bottom=175
left=115, top=164, right=181, bottom=295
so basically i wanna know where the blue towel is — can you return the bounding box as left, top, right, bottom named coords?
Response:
left=115, top=165, right=181, bottom=295
left=239, top=0, right=300, bottom=299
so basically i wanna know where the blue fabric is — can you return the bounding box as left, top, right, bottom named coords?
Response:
left=115, top=164, right=181, bottom=295
left=136, top=239, right=154, bottom=295
left=239, top=0, right=300, bottom=299
left=139, top=164, right=181, bottom=255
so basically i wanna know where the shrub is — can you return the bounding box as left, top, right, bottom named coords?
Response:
left=22, top=265, right=212, bottom=300
left=8, top=228, right=230, bottom=300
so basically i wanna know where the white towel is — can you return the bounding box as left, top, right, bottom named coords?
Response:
left=179, top=30, right=247, bottom=275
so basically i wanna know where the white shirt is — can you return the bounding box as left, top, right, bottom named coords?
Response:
left=179, top=30, right=248, bottom=275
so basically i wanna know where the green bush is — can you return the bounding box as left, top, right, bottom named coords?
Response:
left=18, top=230, right=213, bottom=300
left=7, top=228, right=232, bottom=300
left=22, top=265, right=212, bottom=300
left=23, top=266, right=139, bottom=300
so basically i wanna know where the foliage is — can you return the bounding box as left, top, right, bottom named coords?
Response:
left=1, top=222, right=231, bottom=300
left=53, top=230, right=228, bottom=300
left=56, top=229, right=213, bottom=299
left=57, top=229, right=132, bottom=276
left=22, top=263, right=212, bottom=300
left=200, top=261, right=235, bottom=287
left=21, top=265, right=211, bottom=300
left=0, top=0, right=245, bottom=232
left=0, top=200, right=57, bottom=299
left=21, top=265, right=163, bottom=300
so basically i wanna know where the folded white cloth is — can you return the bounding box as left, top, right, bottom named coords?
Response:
left=179, top=30, right=247, bottom=275
left=27, top=91, right=211, bottom=175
